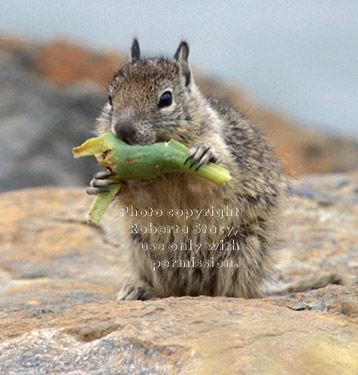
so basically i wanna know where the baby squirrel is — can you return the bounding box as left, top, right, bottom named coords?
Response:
left=88, top=39, right=286, bottom=300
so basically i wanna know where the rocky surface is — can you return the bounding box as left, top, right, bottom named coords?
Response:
left=0, top=172, right=357, bottom=374
left=269, top=171, right=358, bottom=293
left=1, top=37, right=358, bottom=195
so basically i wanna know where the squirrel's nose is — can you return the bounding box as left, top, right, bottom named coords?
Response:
left=111, top=108, right=136, bottom=141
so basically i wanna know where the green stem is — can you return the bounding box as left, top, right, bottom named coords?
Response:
left=73, top=133, right=231, bottom=224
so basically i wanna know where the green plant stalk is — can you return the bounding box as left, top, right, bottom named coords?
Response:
left=87, top=183, right=121, bottom=225
left=73, top=132, right=231, bottom=224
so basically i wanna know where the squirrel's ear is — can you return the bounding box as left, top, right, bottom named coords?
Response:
left=174, top=41, right=191, bottom=87
left=129, top=38, right=140, bottom=63
left=174, top=41, right=189, bottom=63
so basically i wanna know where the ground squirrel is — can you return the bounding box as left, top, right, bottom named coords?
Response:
left=88, top=39, right=286, bottom=300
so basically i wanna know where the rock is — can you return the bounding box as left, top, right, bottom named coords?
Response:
left=271, top=170, right=358, bottom=291
left=1, top=294, right=357, bottom=375
left=0, top=173, right=357, bottom=374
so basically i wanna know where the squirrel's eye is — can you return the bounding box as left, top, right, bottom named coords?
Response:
left=108, top=94, right=113, bottom=107
left=158, top=91, right=172, bottom=108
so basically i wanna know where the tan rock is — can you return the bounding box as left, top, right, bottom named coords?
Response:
left=272, top=172, right=358, bottom=291
left=0, top=179, right=357, bottom=374
left=1, top=296, right=358, bottom=375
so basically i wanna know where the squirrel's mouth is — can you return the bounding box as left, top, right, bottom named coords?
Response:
left=154, top=134, right=172, bottom=144
left=113, top=134, right=137, bottom=146
left=120, top=137, right=132, bottom=145
left=112, top=132, right=171, bottom=146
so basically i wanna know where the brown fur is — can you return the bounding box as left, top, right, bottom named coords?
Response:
left=96, top=40, right=286, bottom=300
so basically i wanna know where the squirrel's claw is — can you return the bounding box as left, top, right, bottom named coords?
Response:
left=90, top=178, right=118, bottom=188
left=185, top=143, right=223, bottom=171
left=94, top=170, right=113, bottom=179
left=195, top=149, right=214, bottom=171
left=86, top=186, right=109, bottom=195
left=86, top=170, right=119, bottom=195
left=184, top=147, right=197, bottom=165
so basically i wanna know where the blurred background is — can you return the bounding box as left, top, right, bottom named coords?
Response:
left=0, top=0, right=357, bottom=193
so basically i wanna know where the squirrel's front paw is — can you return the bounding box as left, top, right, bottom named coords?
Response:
left=184, top=143, right=223, bottom=171
left=86, top=170, right=119, bottom=195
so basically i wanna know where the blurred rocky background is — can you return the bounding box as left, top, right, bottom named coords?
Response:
left=1, top=36, right=358, bottom=193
